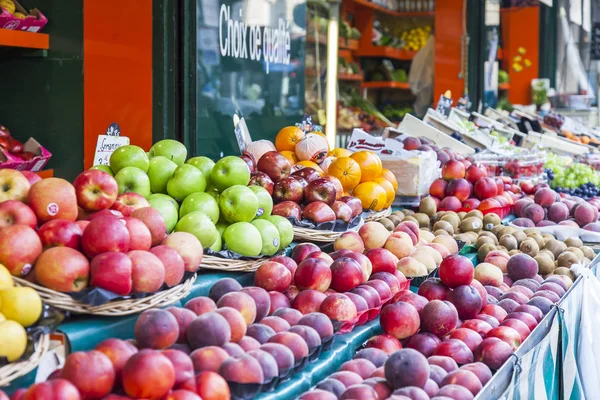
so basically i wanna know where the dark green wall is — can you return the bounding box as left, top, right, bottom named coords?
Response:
left=0, top=0, right=84, bottom=180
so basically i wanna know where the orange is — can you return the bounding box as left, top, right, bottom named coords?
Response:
left=350, top=151, right=382, bottom=182
left=328, top=148, right=352, bottom=158
left=296, top=160, right=324, bottom=175
left=374, top=177, right=395, bottom=208
left=275, top=126, right=305, bottom=152
left=281, top=150, right=298, bottom=165
left=327, top=157, right=362, bottom=192
left=353, top=182, right=387, bottom=211
left=380, top=168, right=399, bottom=192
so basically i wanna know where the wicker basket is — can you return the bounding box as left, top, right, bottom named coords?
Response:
left=293, top=227, right=345, bottom=242
left=200, top=255, right=269, bottom=272
left=364, top=207, right=392, bottom=222
left=13, top=275, right=196, bottom=316
left=0, top=334, right=49, bottom=387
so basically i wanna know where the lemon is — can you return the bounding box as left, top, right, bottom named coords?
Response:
left=0, top=320, right=27, bottom=361
left=13, top=11, right=25, bottom=18
left=0, top=287, right=42, bottom=327
left=0, top=0, right=15, bottom=14
left=0, top=264, right=13, bottom=290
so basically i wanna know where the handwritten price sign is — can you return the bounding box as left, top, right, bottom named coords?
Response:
left=93, top=123, right=129, bottom=166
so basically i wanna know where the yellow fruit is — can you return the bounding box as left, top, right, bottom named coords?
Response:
left=0, top=264, right=13, bottom=290
left=328, top=148, right=352, bottom=158
left=0, top=320, right=27, bottom=361
left=380, top=168, right=399, bottom=192
left=295, top=160, right=324, bottom=175
left=0, top=287, right=42, bottom=327
left=350, top=151, right=383, bottom=183
left=374, top=177, right=395, bottom=208
left=353, top=182, right=387, bottom=211
left=0, top=312, right=5, bottom=323
left=0, top=0, right=15, bottom=14
left=12, top=11, right=25, bottom=18
left=280, top=150, right=298, bottom=165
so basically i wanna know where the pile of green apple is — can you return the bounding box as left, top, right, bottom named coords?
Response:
left=92, top=140, right=293, bottom=258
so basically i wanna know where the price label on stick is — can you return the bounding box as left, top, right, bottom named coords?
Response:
left=233, top=114, right=252, bottom=154
left=93, top=123, right=129, bottom=166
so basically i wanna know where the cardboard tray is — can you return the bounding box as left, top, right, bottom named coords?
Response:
left=0, top=0, right=47, bottom=32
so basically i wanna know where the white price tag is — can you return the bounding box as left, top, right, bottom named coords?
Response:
left=93, top=135, right=130, bottom=166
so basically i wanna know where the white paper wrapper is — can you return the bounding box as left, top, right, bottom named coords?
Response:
left=509, top=222, right=600, bottom=243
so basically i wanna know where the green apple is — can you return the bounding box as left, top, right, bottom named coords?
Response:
left=175, top=211, right=218, bottom=248
left=110, top=145, right=150, bottom=173
left=219, top=185, right=258, bottom=223
left=149, top=139, right=187, bottom=165
left=264, top=215, right=294, bottom=249
left=209, top=234, right=222, bottom=252
left=211, top=156, right=250, bottom=192
left=147, top=156, right=178, bottom=194
left=248, top=185, right=273, bottom=219
left=223, top=222, right=262, bottom=257
left=115, top=166, right=151, bottom=198
left=90, top=165, right=114, bottom=176
left=167, top=164, right=207, bottom=201
left=216, top=221, right=229, bottom=235
left=187, top=156, right=215, bottom=187
left=251, top=219, right=280, bottom=256
left=179, top=192, right=220, bottom=223
left=148, top=193, right=179, bottom=233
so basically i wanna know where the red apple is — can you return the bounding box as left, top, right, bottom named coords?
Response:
left=240, top=155, right=256, bottom=173
left=35, top=247, right=89, bottom=292
left=273, top=177, right=304, bottom=204
left=339, top=196, right=363, bottom=218
left=111, top=192, right=150, bottom=217
left=257, top=151, right=291, bottom=182
left=474, top=178, right=498, bottom=200
left=130, top=207, right=167, bottom=246
left=81, top=215, right=130, bottom=258
left=73, top=170, right=119, bottom=212
left=0, top=200, right=37, bottom=229
left=87, top=209, right=124, bottom=221
left=123, top=217, right=152, bottom=251
left=162, top=232, right=203, bottom=273
left=272, top=200, right=302, bottom=220
left=7, top=138, right=23, bottom=154
left=331, top=201, right=353, bottom=222
left=90, top=252, right=133, bottom=295
left=291, top=167, right=321, bottom=183
left=290, top=175, right=308, bottom=188
left=20, top=170, right=42, bottom=186
left=0, top=125, right=10, bottom=138
left=304, top=179, right=337, bottom=205
left=321, top=176, right=343, bottom=200
left=128, top=250, right=166, bottom=293
left=249, top=172, right=275, bottom=195
left=28, top=178, right=78, bottom=222
left=0, top=224, right=43, bottom=276
left=302, top=201, right=336, bottom=223
left=150, top=245, right=185, bottom=287
left=37, top=219, right=83, bottom=249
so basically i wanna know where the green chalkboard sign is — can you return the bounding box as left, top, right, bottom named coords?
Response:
left=193, top=0, right=306, bottom=159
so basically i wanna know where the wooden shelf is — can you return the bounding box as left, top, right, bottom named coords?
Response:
left=361, top=81, right=410, bottom=90
left=355, top=46, right=416, bottom=60
left=349, top=0, right=434, bottom=17
left=499, top=83, right=511, bottom=90
left=0, top=29, right=49, bottom=49
left=339, top=38, right=359, bottom=51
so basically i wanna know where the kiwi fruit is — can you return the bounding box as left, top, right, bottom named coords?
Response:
left=460, top=217, right=483, bottom=233
left=403, top=216, right=419, bottom=225
left=523, top=228, right=539, bottom=236
left=554, top=266, right=576, bottom=281
left=441, top=213, right=460, bottom=231
left=557, top=251, right=578, bottom=268
left=526, top=233, right=545, bottom=249
left=519, top=238, right=539, bottom=257
left=403, top=209, right=415, bottom=217
left=476, top=236, right=496, bottom=249
left=544, top=239, right=567, bottom=259
left=541, top=233, right=555, bottom=244
left=478, top=243, right=497, bottom=262
left=499, top=234, right=518, bottom=251
left=431, top=211, right=445, bottom=224
left=565, top=247, right=584, bottom=261
left=432, top=220, right=454, bottom=235
left=499, top=226, right=516, bottom=238
left=392, top=211, right=406, bottom=219
left=491, top=225, right=505, bottom=238
left=535, top=254, right=555, bottom=275
left=496, top=245, right=508, bottom=252
left=482, top=213, right=501, bottom=231
left=379, top=218, right=395, bottom=231
left=457, top=212, right=467, bottom=220
left=564, top=237, right=583, bottom=248
left=539, top=249, right=556, bottom=261
left=388, top=215, right=403, bottom=226
left=465, top=210, right=484, bottom=220
left=454, top=234, right=472, bottom=245
left=434, top=229, right=450, bottom=237
left=464, top=231, right=480, bottom=244
left=508, top=249, right=521, bottom=256
left=479, top=231, right=499, bottom=243
left=419, top=196, right=437, bottom=217
left=420, top=230, right=435, bottom=242
left=512, top=230, right=527, bottom=245
left=412, top=213, right=431, bottom=228
left=581, top=246, right=595, bottom=260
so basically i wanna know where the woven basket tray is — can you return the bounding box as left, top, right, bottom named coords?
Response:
left=0, top=334, right=49, bottom=387
left=201, top=255, right=269, bottom=272
left=364, top=207, right=392, bottom=222
left=13, top=275, right=196, bottom=316
left=293, top=226, right=344, bottom=242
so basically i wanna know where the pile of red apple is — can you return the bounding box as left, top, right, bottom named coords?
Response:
left=429, top=160, right=522, bottom=214
left=513, top=184, right=600, bottom=230
left=0, top=125, right=35, bottom=161
left=249, top=152, right=362, bottom=225
left=0, top=168, right=203, bottom=298
left=295, top=252, right=566, bottom=399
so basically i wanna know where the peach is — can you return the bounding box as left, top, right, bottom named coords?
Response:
left=298, top=390, right=338, bottom=400
left=441, top=370, right=482, bottom=396
left=268, top=331, right=310, bottom=363
left=194, top=371, right=231, bottom=400
left=366, top=248, right=399, bottom=274
left=461, top=319, right=493, bottom=337
left=164, top=390, right=202, bottom=400
left=261, top=316, right=291, bottom=333
left=446, top=178, right=472, bottom=202
left=297, top=312, right=334, bottom=340
left=370, top=272, right=401, bottom=295
left=135, top=309, right=179, bottom=349
left=214, top=306, right=247, bottom=342
left=316, top=379, right=347, bottom=398
left=405, top=333, right=442, bottom=357
left=340, top=384, right=378, bottom=400
left=429, top=364, right=448, bottom=386
left=448, top=328, right=483, bottom=352
left=486, top=326, right=521, bottom=350
left=500, top=291, right=528, bottom=305
left=437, top=384, right=475, bottom=400
left=430, top=178, right=448, bottom=199
left=240, top=286, right=271, bottom=322
left=448, top=285, right=483, bottom=320
left=343, top=252, right=373, bottom=283
left=506, top=253, right=538, bottom=281
left=460, top=362, right=493, bottom=386
left=161, top=232, right=203, bottom=273
left=364, top=280, right=393, bottom=303
left=184, top=297, right=216, bottom=316
left=162, top=349, right=194, bottom=389
left=291, top=243, right=321, bottom=264
left=474, top=337, right=513, bottom=370
left=440, top=196, right=463, bottom=211
left=420, top=300, right=458, bottom=337
left=216, top=291, right=257, bottom=325
left=167, top=307, right=197, bottom=343
left=329, top=371, right=364, bottom=388
left=533, top=188, right=555, bottom=207
left=473, top=263, right=503, bottom=287
left=94, top=338, right=138, bottom=381
left=294, top=258, right=332, bottom=292
left=306, top=251, right=334, bottom=267
left=417, top=278, right=450, bottom=301
left=500, top=318, right=531, bottom=341
left=365, top=334, right=403, bottom=355
left=354, top=348, right=389, bottom=368
left=514, top=304, right=544, bottom=322
left=238, top=335, right=261, bottom=351
left=363, top=378, right=393, bottom=399
left=247, top=349, right=279, bottom=383
left=293, top=289, right=327, bottom=314
left=351, top=285, right=382, bottom=310
left=273, top=307, right=303, bottom=325
left=246, top=323, right=276, bottom=344
left=260, top=342, right=296, bottom=376
left=208, top=278, right=242, bottom=302
left=532, top=290, right=560, bottom=303
left=288, top=325, right=322, bottom=350
left=442, top=160, right=466, bottom=180
left=254, top=261, right=292, bottom=292
left=480, top=304, right=508, bottom=323
left=439, top=255, right=474, bottom=288
left=283, top=285, right=300, bottom=303
left=270, top=255, right=298, bottom=276
left=330, top=257, right=363, bottom=292
left=384, top=348, right=430, bottom=389
left=392, top=290, right=428, bottom=313
left=393, top=225, right=418, bottom=246
left=344, top=292, right=369, bottom=323
left=219, top=354, right=264, bottom=384
left=433, top=339, right=474, bottom=365
left=359, top=221, right=391, bottom=250
left=19, top=380, right=80, bottom=400
left=384, top=235, right=412, bottom=259
left=186, top=312, right=231, bottom=349
left=505, top=311, right=538, bottom=331
left=189, top=346, right=229, bottom=373
left=380, top=302, right=420, bottom=339
left=428, top=355, right=459, bottom=373
left=522, top=203, right=544, bottom=224
left=334, top=231, right=365, bottom=253
left=320, top=293, right=358, bottom=323
left=61, top=350, right=115, bottom=399
left=424, top=379, right=440, bottom=397
left=269, top=291, right=291, bottom=313
left=476, top=314, right=499, bottom=328
left=538, top=282, right=566, bottom=297
left=222, top=342, right=243, bottom=357
left=498, top=298, right=520, bottom=314
left=122, top=350, right=175, bottom=399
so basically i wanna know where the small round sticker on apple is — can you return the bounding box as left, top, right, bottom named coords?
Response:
left=272, top=238, right=279, bottom=248
left=256, top=208, right=264, bottom=217
left=47, top=203, right=59, bottom=216
left=21, top=263, right=32, bottom=276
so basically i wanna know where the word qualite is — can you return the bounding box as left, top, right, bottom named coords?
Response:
left=219, top=5, right=291, bottom=74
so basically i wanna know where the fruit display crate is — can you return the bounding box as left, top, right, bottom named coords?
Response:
left=0, top=334, right=49, bottom=387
